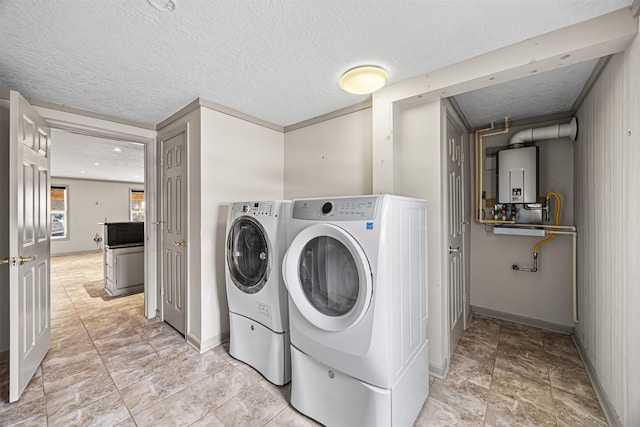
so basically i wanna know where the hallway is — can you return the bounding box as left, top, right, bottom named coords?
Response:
left=0, top=253, right=606, bottom=426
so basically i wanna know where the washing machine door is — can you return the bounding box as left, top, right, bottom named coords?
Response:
left=283, top=223, right=372, bottom=332
left=227, top=216, right=270, bottom=294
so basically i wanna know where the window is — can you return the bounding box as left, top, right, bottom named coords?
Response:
left=51, top=186, right=68, bottom=239
left=130, top=190, right=145, bottom=222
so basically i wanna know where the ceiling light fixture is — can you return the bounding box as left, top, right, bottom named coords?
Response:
left=93, top=162, right=101, bottom=166
left=113, top=147, right=122, bottom=153
left=339, top=65, right=388, bottom=95
left=147, top=0, right=176, bottom=12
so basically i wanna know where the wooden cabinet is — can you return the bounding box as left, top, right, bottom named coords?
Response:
left=104, top=245, right=144, bottom=296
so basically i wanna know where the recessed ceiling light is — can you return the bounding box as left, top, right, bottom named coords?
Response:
left=80, top=171, right=86, bottom=174
left=114, top=148, right=122, bottom=152
left=93, top=162, right=101, bottom=166
left=339, top=66, right=388, bottom=95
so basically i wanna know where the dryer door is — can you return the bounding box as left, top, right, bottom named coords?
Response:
left=283, top=223, right=372, bottom=331
left=227, top=216, right=270, bottom=294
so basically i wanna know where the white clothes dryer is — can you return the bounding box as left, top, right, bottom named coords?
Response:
left=225, top=200, right=291, bottom=385
left=282, top=195, right=429, bottom=427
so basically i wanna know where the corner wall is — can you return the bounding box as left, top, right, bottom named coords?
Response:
left=198, top=106, right=284, bottom=350
left=574, top=31, right=640, bottom=426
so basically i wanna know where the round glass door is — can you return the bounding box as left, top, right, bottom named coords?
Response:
left=283, top=223, right=372, bottom=331
left=227, top=216, right=270, bottom=294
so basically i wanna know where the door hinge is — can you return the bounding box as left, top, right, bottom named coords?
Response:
left=463, top=292, right=467, bottom=303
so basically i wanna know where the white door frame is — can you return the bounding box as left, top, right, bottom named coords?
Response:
left=33, top=106, right=159, bottom=318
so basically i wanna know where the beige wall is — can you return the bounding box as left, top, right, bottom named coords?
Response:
left=574, top=32, right=640, bottom=426
left=469, top=118, right=575, bottom=327
left=50, top=178, right=144, bottom=256
left=284, top=108, right=372, bottom=199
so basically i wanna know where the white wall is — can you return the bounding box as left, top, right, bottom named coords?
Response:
left=574, top=31, right=640, bottom=426
left=393, top=99, right=447, bottom=374
left=469, top=118, right=575, bottom=327
left=166, top=106, right=284, bottom=351
left=50, top=178, right=144, bottom=256
left=283, top=108, right=372, bottom=199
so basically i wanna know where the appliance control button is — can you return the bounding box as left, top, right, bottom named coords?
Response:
left=321, top=202, right=333, bottom=214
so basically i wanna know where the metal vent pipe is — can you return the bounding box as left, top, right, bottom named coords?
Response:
left=509, top=117, right=578, bottom=146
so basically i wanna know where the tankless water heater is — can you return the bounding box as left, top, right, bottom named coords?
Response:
left=497, top=145, right=539, bottom=204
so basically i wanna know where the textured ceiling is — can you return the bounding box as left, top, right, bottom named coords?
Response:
left=51, top=131, right=145, bottom=183
left=454, top=58, right=600, bottom=128
left=2, top=1, right=634, bottom=183
left=0, top=0, right=632, bottom=128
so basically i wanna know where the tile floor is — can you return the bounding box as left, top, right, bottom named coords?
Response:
left=0, top=252, right=607, bottom=426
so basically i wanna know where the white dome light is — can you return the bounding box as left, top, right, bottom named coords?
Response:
left=339, top=66, right=388, bottom=95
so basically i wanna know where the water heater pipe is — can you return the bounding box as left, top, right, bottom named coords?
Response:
left=509, top=117, right=578, bottom=146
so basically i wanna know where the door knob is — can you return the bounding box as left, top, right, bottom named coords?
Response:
left=173, top=240, right=186, bottom=247
left=19, top=255, right=38, bottom=265
left=448, top=246, right=460, bottom=254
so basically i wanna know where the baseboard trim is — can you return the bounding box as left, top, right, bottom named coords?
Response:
left=471, top=306, right=574, bottom=334
left=52, top=249, right=103, bottom=257
left=186, top=331, right=229, bottom=354
left=572, top=332, right=622, bottom=427
left=429, top=358, right=448, bottom=379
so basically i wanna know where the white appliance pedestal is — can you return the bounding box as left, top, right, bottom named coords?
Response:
left=229, top=312, right=291, bottom=385
left=290, top=341, right=429, bottom=427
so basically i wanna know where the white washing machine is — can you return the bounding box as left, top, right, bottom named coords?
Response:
left=225, top=200, right=291, bottom=385
left=282, top=195, right=430, bottom=427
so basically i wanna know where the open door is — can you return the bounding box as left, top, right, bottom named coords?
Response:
left=160, top=126, right=187, bottom=335
left=6, top=91, right=51, bottom=402
left=446, top=115, right=466, bottom=358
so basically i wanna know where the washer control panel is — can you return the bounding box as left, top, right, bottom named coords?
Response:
left=239, top=202, right=275, bottom=217
left=292, top=196, right=378, bottom=220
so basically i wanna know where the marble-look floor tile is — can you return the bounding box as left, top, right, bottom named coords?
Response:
left=119, top=367, right=186, bottom=415
left=132, top=381, right=217, bottom=427
left=214, top=382, right=289, bottom=426
left=172, top=350, right=230, bottom=386
left=264, top=406, right=323, bottom=427
left=42, top=356, right=108, bottom=394
left=0, top=374, right=44, bottom=414
left=0, top=396, right=47, bottom=427
left=100, top=342, right=157, bottom=371
left=454, top=335, right=497, bottom=367
left=484, top=390, right=557, bottom=427
left=44, top=371, right=118, bottom=420
left=107, top=352, right=169, bottom=391
left=490, top=366, right=555, bottom=411
left=427, top=377, right=489, bottom=423
left=542, top=331, right=582, bottom=364
left=552, top=386, right=607, bottom=427
left=493, top=348, right=549, bottom=383
left=448, top=352, right=494, bottom=389
left=499, top=322, right=544, bottom=347
left=189, top=412, right=226, bottom=427
left=47, top=391, right=130, bottom=427
left=547, top=353, right=597, bottom=400
left=415, top=394, right=484, bottom=427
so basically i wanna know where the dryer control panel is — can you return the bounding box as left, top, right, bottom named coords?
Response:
left=292, top=196, right=378, bottom=220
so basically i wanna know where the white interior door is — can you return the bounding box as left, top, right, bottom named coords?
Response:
left=447, top=116, right=466, bottom=358
left=161, top=128, right=187, bottom=334
left=7, top=91, right=51, bottom=402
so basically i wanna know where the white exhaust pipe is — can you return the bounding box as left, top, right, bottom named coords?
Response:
left=509, top=117, right=578, bottom=146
